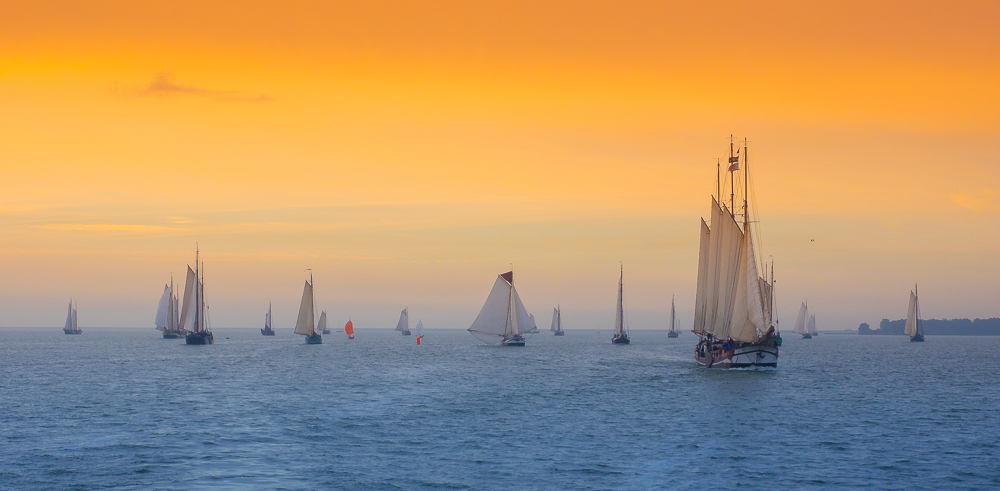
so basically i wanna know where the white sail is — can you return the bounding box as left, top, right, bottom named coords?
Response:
left=469, top=273, right=514, bottom=344
left=614, top=267, right=626, bottom=336
left=265, top=304, right=272, bottom=330
left=905, top=291, right=918, bottom=336
left=793, top=303, right=808, bottom=334
left=64, top=301, right=73, bottom=330
left=178, top=266, right=197, bottom=331
left=317, top=311, right=328, bottom=332
left=395, top=308, right=409, bottom=332
left=294, top=279, right=315, bottom=336
left=807, top=314, right=817, bottom=335
left=693, top=220, right=711, bottom=334
left=550, top=307, right=560, bottom=332
left=670, top=296, right=676, bottom=333
left=415, top=320, right=424, bottom=337
left=155, top=285, right=171, bottom=331
left=72, top=305, right=78, bottom=330
left=512, top=286, right=533, bottom=335
left=172, top=293, right=180, bottom=331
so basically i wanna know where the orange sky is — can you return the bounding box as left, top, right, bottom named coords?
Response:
left=1, top=1, right=998, bottom=330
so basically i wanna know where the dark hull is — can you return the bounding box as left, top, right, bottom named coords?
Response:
left=502, top=335, right=525, bottom=346
left=801, top=333, right=812, bottom=339
left=667, top=331, right=679, bottom=338
left=553, top=331, right=565, bottom=336
left=305, top=333, right=322, bottom=344
left=612, top=334, right=630, bottom=344
left=260, top=328, right=275, bottom=336
left=695, top=340, right=779, bottom=368
left=401, top=331, right=411, bottom=336
left=63, top=329, right=82, bottom=335
left=162, top=331, right=183, bottom=339
left=185, top=331, right=214, bottom=345
left=321, top=329, right=331, bottom=334
left=910, top=334, right=925, bottom=342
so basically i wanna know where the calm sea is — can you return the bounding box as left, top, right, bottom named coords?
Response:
left=1, top=328, right=998, bottom=490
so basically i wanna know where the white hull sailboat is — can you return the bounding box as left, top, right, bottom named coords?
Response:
left=182, top=246, right=213, bottom=345
left=550, top=305, right=564, bottom=336
left=295, top=270, right=322, bottom=344
left=395, top=308, right=411, bottom=336
left=905, top=284, right=925, bottom=342
left=793, top=302, right=812, bottom=339
left=612, top=265, right=630, bottom=344
left=667, top=295, right=679, bottom=338
left=692, top=138, right=780, bottom=368
left=62, top=300, right=81, bottom=335
left=156, top=277, right=184, bottom=338
left=468, top=270, right=534, bottom=346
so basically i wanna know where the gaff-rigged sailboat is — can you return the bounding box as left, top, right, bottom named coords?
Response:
left=156, top=277, right=184, bottom=338
left=667, top=295, right=679, bottom=338
left=905, top=284, right=925, bottom=342
left=318, top=311, right=330, bottom=334
left=182, top=246, right=214, bottom=345
left=692, top=137, right=780, bottom=368
left=612, top=265, right=630, bottom=344
left=345, top=319, right=355, bottom=339
left=294, top=271, right=322, bottom=344
left=468, top=270, right=533, bottom=346
left=395, top=308, right=411, bottom=335
left=550, top=305, right=564, bottom=336
left=63, top=300, right=81, bottom=335
left=793, top=302, right=812, bottom=339
left=261, top=303, right=275, bottom=336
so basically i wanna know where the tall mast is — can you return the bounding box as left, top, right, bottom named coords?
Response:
left=168, top=275, right=174, bottom=330
left=194, top=244, right=200, bottom=332
left=730, top=135, right=735, bottom=212
left=716, top=158, right=720, bottom=201
left=200, top=259, right=205, bottom=331
left=915, top=283, right=921, bottom=336
left=743, top=138, right=749, bottom=229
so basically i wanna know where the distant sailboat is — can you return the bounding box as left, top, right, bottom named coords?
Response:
left=395, top=308, right=411, bottom=335
left=905, top=284, right=925, bottom=342
left=183, top=246, right=213, bottom=345
left=807, top=313, right=818, bottom=337
left=550, top=305, right=564, bottom=336
left=667, top=295, right=679, bottom=338
left=468, top=270, right=533, bottom=346
left=692, top=138, right=779, bottom=368
left=414, top=319, right=424, bottom=344
left=318, top=310, right=330, bottom=334
left=793, top=302, right=812, bottom=339
left=345, top=319, right=355, bottom=339
left=261, top=303, right=275, bottom=336
left=295, top=270, right=322, bottom=344
left=612, top=265, right=630, bottom=344
left=62, top=300, right=81, bottom=335
left=156, top=276, right=183, bottom=338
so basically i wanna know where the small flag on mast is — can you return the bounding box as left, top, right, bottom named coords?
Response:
left=728, top=148, right=740, bottom=172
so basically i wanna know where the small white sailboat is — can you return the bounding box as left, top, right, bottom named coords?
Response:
left=295, top=270, right=322, bottom=344
left=793, top=302, right=812, bottom=339
left=182, top=246, right=213, bottom=345
left=63, top=300, right=81, bottom=335
left=395, top=308, right=411, bottom=335
left=550, top=305, right=564, bottom=336
left=612, top=264, right=630, bottom=344
left=468, top=270, right=533, bottom=346
left=318, top=310, right=330, bottom=334
left=156, top=276, right=184, bottom=338
left=414, top=319, right=424, bottom=344
left=261, top=303, right=275, bottom=336
left=667, top=295, right=679, bottom=338
left=905, top=284, right=925, bottom=342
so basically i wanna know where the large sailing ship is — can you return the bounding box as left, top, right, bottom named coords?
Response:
left=261, top=303, right=275, bottom=336
left=793, top=302, right=812, bottom=339
left=155, top=277, right=184, bottom=338
left=667, top=295, right=679, bottom=338
left=550, top=305, right=564, bottom=336
left=692, top=138, right=780, bottom=368
left=62, top=300, right=81, bottom=335
left=395, top=308, right=411, bottom=335
left=468, top=270, right=533, bottom=346
left=183, top=246, right=214, bottom=345
left=294, top=270, right=322, bottom=344
left=612, top=265, right=630, bottom=344
left=905, top=284, right=925, bottom=342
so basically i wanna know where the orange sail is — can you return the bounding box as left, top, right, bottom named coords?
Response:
left=345, top=319, right=355, bottom=337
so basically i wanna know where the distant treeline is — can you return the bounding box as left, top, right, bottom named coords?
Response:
left=858, top=318, right=1000, bottom=336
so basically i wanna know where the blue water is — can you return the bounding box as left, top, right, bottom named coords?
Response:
left=1, top=328, right=998, bottom=490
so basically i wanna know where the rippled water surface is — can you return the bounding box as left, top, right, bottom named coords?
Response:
left=2, top=328, right=998, bottom=490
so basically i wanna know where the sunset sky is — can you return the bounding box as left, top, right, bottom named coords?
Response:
left=1, top=1, right=998, bottom=331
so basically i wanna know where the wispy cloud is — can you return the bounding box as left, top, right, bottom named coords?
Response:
left=950, top=189, right=999, bottom=213
left=125, top=73, right=269, bottom=102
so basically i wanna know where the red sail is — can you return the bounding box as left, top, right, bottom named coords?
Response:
left=344, top=320, right=354, bottom=336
